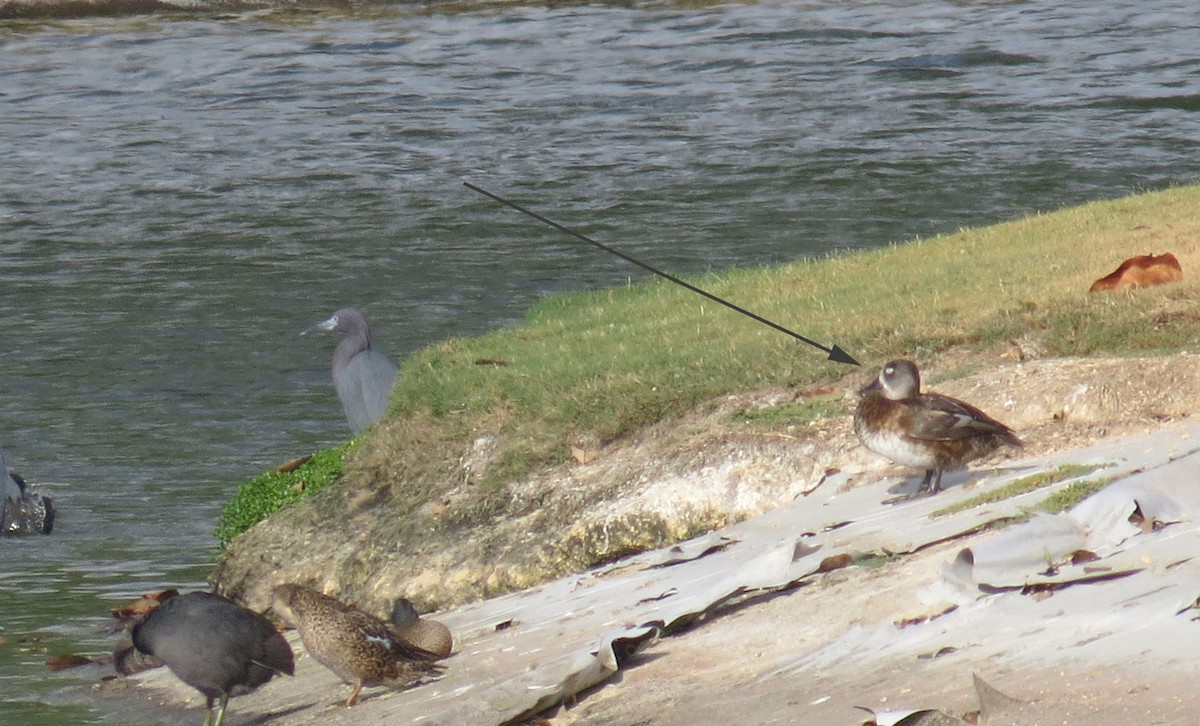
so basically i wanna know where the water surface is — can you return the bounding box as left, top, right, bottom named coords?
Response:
left=1, top=0, right=1198, bottom=721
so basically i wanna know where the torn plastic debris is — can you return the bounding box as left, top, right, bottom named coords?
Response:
left=853, top=706, right=966, bottom=725
left=648, top=533, right=738, bottom=568
left=942, top=457, right=1200, bottom=593
left=859, top=674, right=1044, bottom=726
left=494, top=624, right=659, bottom=723
left=1066, top=480, right=1183, bottom=547
left=657, top=538, right=816, bottom=631
left=944, top=514, right=1087, bottom=592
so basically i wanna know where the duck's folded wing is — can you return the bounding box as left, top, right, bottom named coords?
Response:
left=349, top=612, right=442, bottom=662
left=907, top=394, right=1014, bottom=441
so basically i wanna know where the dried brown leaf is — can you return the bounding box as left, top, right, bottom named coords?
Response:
left=1069, top=550, right=1100, bottom=565
left=817, top=553, right=853, bottom=573
left=273, top=455, right=311, bottom=474
left=111, top=589, right=180, bottom=621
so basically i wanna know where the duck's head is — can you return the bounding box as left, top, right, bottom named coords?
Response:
left=270, top=583, right=306, bottom=625
left=859, top=359, right=920, bottom=400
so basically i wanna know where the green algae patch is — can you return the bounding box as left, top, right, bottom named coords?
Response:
left=932, top=463, right=1110, bottom=517
left=852, top=552, right=898, bottom=570
left=1031, top=476, right=1117, bottom=514
left=214, top=442, right=354, bottom=548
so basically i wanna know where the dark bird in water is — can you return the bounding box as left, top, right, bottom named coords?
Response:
left=1, top=440, right=54, bottom=535
left=389, top=598, right=453, bottom=659
left=854, top=359, right=1023, bottom=494
left=306, top=308, right=398, bottom=434
left=119, top=591, right=294, bottom=726
left=272, top=584, right=441, bottom=707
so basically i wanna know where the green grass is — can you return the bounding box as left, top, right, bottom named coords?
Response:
left=1030, top=477, right=1116, bottom=514
left=930, top=469, right=1116, bottom=539
left=214, top=443, right=353, bottom=548
left=977, top=476, right=1117, bottom=533
left=221, top=184, right=1200, bottom=545
left=852, top=552, right=897, bottom=570
left=733, top=398, right=843, bottom=427
left=932, top=463, right=1110, bottom=517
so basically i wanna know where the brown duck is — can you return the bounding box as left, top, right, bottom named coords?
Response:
left=855, top=359, right=1022, bottom=494
left=271, top=584, right=442, bottom=707
left=390, top=598, right=453, bottom=659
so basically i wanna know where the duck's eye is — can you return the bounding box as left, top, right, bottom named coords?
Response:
left=884, top=365, right=894, bottom=375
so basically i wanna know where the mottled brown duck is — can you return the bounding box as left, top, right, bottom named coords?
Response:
left=389, top=598, right=453, bottom=659
left=272, top=584, right=441, bottom=707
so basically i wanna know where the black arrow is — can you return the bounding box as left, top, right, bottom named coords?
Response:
left=465, top=182, right=860, bottom=367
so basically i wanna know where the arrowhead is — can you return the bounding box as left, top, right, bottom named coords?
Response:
left=827, top=345, right=860, bottom=366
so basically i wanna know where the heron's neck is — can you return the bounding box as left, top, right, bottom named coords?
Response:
left=332, top=332, right=370, bottom=373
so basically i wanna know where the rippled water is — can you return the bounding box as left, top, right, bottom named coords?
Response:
left=1, top=0, right=1198, bottom=721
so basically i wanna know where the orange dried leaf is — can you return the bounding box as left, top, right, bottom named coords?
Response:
left=1069, top=550, right=1100, bottom=565
left=817, top=553, right=853, bottom=573
left=1090, top=252, right=1182, bottom=292
left=111, top=589, right=180, bottom=620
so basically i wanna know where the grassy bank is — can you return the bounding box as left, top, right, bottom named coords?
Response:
left=218, top=184, right=1200, bottom=546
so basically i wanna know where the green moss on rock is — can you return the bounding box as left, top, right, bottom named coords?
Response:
left=214, top=442, right=353, bottom=548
